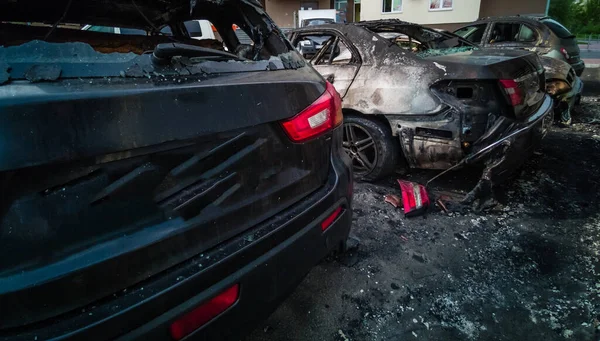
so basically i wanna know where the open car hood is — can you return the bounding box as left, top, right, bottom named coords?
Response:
left=0, top=0, right=261, bottom=29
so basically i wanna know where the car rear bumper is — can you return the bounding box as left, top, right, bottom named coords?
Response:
left=572, top=60, right=585, bottom=76
left=561, top=75, right=584, bottom=103
left=1, top=131, right=353, bottom=341
left=553, top=75, right=583, bottom=119
left=469, top=94, right=553, bottom=180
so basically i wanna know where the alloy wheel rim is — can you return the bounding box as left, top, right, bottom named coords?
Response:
left=342, top=123, right=378, bottom=175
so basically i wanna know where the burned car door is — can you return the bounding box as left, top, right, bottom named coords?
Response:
left=485, top=21, right=539, bottom=51
left=293, top=32, right=360, bottom=98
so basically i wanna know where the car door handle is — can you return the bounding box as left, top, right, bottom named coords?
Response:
left=325, top=74, right=335, bottom=83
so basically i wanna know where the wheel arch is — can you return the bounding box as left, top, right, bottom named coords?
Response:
left=342, top=108, right=395, bottom=135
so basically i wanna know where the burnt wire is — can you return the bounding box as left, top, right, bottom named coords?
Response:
left=131, top=0, right=179, bottom=42
left=132, top=0, right=162, bottom=33
left=43, top=0, right=74, bottom=40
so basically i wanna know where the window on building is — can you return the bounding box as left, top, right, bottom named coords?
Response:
left=429, top=0, right=452, bottom=10
left=454, top=24, right=487, bottom=44
left=382, top=0, right=402, bottom=13
left=489, top=23, right=538, bottom=44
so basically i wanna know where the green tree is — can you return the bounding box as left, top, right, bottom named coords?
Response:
left=548, top=0, right=574, bottom=28
left=549, top=0, right=600, bottom=34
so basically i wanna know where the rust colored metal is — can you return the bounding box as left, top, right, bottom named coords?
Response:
left=384, top=194, right=402, bottom=208
left=436, top=198, right=449, bottom=213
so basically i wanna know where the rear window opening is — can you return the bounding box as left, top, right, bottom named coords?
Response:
left=2, top=19, right=251, bottom=56
left=364, top=23, right=475, bottom=57
left=0, top=0, right=301, bottom=83
left=0, top=0, right=294, bottom=59
left=295, top=33, right=358, bottom=65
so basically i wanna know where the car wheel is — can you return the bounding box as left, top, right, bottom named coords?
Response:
left=342, top=115, right=400, bottom=182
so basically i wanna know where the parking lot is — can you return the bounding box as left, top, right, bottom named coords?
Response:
left=246, top=75, right=600, bottom=340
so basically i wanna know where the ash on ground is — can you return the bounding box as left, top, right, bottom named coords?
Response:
left=246, top=96, right=600, bottom=341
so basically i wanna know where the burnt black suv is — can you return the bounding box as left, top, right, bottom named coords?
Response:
left=0, top=0, right=353, bottom=340
left=454, top=16, right=585, bottom=76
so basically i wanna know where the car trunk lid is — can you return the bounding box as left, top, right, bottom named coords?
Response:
left=0, top=40, right=333, bottom=330
left=422, top=48, right=546, bottom=119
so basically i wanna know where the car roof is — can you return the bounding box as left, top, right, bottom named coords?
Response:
left=473, top=15, right=549, bottom=23
left=457, top=15, right=551, bottom=32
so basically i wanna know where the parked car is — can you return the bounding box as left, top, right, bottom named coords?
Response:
left=290, top=19, right=553, bottom=202
left=0, top=0, right=353, bottom=339
left=297, top=34, right=337, bottom=58
left=453, top=16, right=583, bottom=126
left=453, top=16, right=585, bottom=76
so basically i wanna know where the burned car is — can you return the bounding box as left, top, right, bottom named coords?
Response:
left=290, top=20, right=553, bottom=203
left=0, top=0, right=353, bottom=340
left=453, top=16, right=585, bottom=76
left=453, top=16, right=584, bottom=126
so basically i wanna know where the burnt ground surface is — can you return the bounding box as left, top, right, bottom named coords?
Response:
left=246, top=90, right=600, bottom=340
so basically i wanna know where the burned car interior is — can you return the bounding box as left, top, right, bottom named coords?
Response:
left=0, top=0, right=292, bottom=63
left=361, top=22, right=474, bottom=51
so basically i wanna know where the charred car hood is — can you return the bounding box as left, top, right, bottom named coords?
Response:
left=0, top=0, right=260, bottom=28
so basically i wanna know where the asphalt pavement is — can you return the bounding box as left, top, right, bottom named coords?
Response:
left=245, top=75, right=600, bottom=341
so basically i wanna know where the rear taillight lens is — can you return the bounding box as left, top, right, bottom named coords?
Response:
left=499, top=79, right=524, bottom=106
left=560, top=47, right=570, bottom=61
left=281, top=82, right=343, bottom=142
left=397, top=180, right=430, bottom=218
left=170, top=284, right=240, bottom=340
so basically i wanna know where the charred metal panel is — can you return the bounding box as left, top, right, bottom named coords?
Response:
left=388, top=108, right=464, bottom=169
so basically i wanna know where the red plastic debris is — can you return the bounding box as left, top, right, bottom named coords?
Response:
left=384, top=194, right=402, bottom=208
left=397, top=180, right=430, bottom=217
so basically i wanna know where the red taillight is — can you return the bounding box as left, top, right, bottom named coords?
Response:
left=397, top=180, right=430, bottom=217
left=321, top=206, right=343, bottom=231
left=499, top=79, right=524, bottom=106
left=560, top=47, right=570, bottom=60
left=281, top=82, right=343, bottom=142
left=170, top=284, right=240, bottom=340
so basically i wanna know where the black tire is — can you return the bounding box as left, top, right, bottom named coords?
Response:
left=342, top=114, right=400, bottom=182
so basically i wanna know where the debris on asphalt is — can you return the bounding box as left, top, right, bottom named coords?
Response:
left=338, top=329, right=350, bottom=341
left=248, top=95, right=600, bottom=341
left=345, top=235, right=360, bottom=251
left=435, top=198, right=449, bottom=213
left=384, top=194, right=401, bottom=208
left=411, top=251, right=428, bottom=263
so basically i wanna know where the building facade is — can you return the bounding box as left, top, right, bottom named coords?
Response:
left=360, top=0, right=547, bottom=31
left=264, top=0, right=548, bottom=31
left=265, top=0, right=333, bottom=28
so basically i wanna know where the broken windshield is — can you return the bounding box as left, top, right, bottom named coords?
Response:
left=365, top=21, right=475, bottom=56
